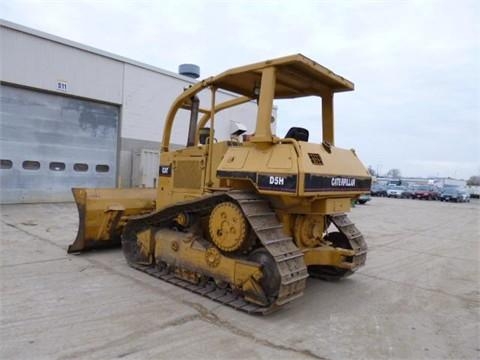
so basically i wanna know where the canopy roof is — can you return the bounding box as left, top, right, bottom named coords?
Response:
left=162, top=54, right=352, bottom=151
left=207, top=54, right=354, bottom=98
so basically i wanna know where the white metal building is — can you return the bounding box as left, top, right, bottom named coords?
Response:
left=0, top=20, right=260, bottom=204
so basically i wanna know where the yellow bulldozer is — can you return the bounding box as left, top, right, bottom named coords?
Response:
left=68, top=54, right=371, bottom=314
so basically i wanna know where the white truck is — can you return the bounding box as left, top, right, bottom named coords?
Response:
left=467, top=185, right=480, bottom=199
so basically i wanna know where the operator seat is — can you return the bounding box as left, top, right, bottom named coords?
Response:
left=285, top=127, right=309, bottom=142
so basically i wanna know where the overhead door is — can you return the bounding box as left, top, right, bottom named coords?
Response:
left=0, top=85, right=119, bottom=203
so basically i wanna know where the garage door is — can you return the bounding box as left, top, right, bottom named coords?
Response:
left=0, top=85, right=119, bottom=203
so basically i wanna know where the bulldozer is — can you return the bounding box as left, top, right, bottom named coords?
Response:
left=68, top=54, right=371, bottom=314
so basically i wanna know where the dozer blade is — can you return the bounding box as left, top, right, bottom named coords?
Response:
left=68, top=187, right=156, bottom=253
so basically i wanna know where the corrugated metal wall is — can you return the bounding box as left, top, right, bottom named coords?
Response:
left=0, top=22, right=262, bottom=204
left=0, top=85, right=119, bottom=203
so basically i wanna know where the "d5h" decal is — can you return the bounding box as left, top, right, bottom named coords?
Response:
left=257, top=174, right=297, bottom=192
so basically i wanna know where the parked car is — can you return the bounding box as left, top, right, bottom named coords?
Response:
left=440, top=188, right=462, bottom=202
left=371, top=184, right=387, bottom=197
left=403, top=187, right=415, bottom=199
left=413, top=185, right=439, bottom=200
left=387, top=185, right=410, bottom=198
left=440, top=188, right=470, bottom=202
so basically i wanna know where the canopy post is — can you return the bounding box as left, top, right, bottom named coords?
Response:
left=322, top=91, right=334, bottom=145
left=206, top=87, right=216, bottom=186
left=251, top=67, right=276, bottom=143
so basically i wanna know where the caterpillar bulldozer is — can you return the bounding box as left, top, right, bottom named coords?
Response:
left=68, top=54, right=371, bottom=314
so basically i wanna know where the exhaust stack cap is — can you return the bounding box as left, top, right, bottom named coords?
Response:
left=179, top=64, right=200, bottom=79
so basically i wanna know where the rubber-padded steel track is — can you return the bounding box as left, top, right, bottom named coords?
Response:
left=121, top=191, right=308, bottom=314
left=330, top=213, right=368, bottom=269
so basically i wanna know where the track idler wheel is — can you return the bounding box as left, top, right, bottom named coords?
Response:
left=308, top=231, right=353, bottom=280
left=248, top=248, right=281, bottom=302
left=121, top=221, right=152, bottom=265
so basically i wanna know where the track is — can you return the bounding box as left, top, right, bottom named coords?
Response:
left=121, top=191, right=308, bottom=314
left=308, top=214, right=368, bottom=280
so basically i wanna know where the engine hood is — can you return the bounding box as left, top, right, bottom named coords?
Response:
left=216, top=141, right=371, bottom=197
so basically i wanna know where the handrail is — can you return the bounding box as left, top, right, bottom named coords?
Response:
left=161, top=81, right=252, bottom=152
left=161, top=79, right=213, bottom=152
left=195, top=96, right=253, bottom=145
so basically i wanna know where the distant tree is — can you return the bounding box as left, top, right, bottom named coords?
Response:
left=467, top=175, right=480, bottom=186
left=367, top=166, right=377, bottom=176
left=386, top=168, right=401, bottom=178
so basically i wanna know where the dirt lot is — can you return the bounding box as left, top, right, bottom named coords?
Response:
left=1, top=197, right=479, bottom=359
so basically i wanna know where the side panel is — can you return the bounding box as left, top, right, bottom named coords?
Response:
left=156, top=146, right=208, bottom=209
left=216, top=141, right=371, bottom=198
left=298, top=142, right=371, bottom=196
left=216, top=143, right=299, bottom=195
left=0, top=26, right=123, bottom=104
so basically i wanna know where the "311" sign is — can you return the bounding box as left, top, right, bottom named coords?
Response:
left=56, top=80, right=67, bottom=92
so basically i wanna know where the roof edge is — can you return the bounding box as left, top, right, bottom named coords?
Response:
left=0, top=19, right=198, bottom=84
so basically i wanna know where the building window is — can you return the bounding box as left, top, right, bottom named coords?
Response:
left=49, top=162, right=66, bottom=171
left=22, top=160, right=40, bottom=170
left=74, top=163, right=89, bottom=172
left=1, top=159, right=13, bottom=169
left=96, top=164, right=109, bottom=173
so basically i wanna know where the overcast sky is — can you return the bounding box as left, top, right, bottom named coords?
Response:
left=1, top=0, right=479, bottom=179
